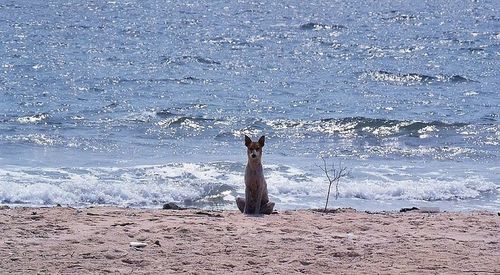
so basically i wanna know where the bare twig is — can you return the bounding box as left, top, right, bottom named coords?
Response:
left=317, top=157, right=349, bottom=212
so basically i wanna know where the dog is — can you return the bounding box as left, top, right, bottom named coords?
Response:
left=236, top=135, right=275, bottom=215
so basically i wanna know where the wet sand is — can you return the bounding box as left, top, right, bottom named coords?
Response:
left=0, top=206, right=498, bottom=274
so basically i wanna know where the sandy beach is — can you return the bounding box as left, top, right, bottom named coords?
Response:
left=0, top=206, right=498, bottom=274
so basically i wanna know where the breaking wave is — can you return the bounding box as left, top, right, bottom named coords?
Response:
left=250, top=117, right=470, bottom=139
left=0, top=163, right=497, bottom=211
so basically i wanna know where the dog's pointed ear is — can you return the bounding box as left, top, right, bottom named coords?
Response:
left=245, top=135, right=252, bottom=147
left=258, top=136, right=265, bottom=147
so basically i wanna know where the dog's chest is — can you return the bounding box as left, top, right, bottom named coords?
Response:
left=245, top=165, right=264, bottom=189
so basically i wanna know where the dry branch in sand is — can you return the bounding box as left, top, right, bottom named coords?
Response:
left=317, top=157, right=349, bottom=212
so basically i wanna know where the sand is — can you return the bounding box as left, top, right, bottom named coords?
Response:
left=0, top=206, right=498, bottom=274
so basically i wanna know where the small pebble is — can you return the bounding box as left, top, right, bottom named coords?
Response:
left=129, top=242, right=147, bottom=248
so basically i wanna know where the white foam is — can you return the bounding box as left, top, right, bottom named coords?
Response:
left=180, top=119, right=204, bottom=130
left=0, top=162, right=497, bottom=211
left=0, top=165, right=206, bottom=206
left=266, top=164, right=498, bottom=209
left=17, top=114, right=49, bottom=124
left=340, top=177, right=495, bottom=201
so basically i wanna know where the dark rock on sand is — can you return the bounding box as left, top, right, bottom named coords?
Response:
left=400, top=207, right=419, bottom=212
left=162, top=202, right=184, bottom=210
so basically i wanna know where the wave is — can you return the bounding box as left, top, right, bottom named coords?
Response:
left=0, top=163, right=241, bottom=207
left=103, top=76, right=208, bottom=85
left=160, top=55, right=221, bottom=66
left=364, top=70, right=476, bottom=85
left=0, top=133, right=115, bottom=151
left=380, top=10, right=418, bottom=22
left=340, top=177, right=497, bottom=201
left=258, top=116, right=469, bottom=138
left=156, top=110, right=215, bottom=124
left=1, top=133, right=61, bottom=146
left=3, top=110, right=495, bottom=161
left=300, top=22, right=347, bottom=30
left=17, top=113, right=49, bottom=124
left=0, top=163, right=496, bottom=210
left=206, top=36, right=256, bottom=49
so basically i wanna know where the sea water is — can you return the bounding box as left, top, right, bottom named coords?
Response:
left=0, top=0, right=498, bottom=211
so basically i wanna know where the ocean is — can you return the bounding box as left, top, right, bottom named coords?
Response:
left=0, top=0, right=498, bottom=211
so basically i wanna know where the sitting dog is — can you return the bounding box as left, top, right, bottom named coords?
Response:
left=236, top=135, right=275, bottom=215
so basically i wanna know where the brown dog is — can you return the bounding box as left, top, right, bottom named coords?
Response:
left=236, top=135, right=275, bottom=215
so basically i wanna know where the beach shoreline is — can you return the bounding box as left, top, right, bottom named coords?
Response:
left=1, top=206, right=498, bottom=274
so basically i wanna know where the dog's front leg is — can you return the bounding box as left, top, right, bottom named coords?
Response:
left=254, top=186, right=263, bottom=215
left=243, top=187, right=253, bottom=214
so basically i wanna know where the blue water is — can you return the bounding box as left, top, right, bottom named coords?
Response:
left=0, top=0, right=498, bottom=211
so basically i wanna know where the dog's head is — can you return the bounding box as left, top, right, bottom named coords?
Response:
left=245, top=135, right=265, bottom=161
